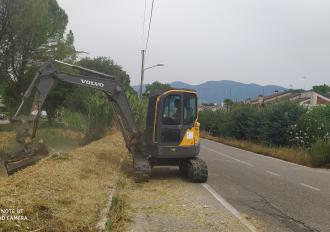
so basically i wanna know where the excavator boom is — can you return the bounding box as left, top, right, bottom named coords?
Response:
left=5, top=60, right=146, bottom=177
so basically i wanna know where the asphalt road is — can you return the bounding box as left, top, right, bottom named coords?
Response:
left=200, top=138, right=330, bottom=232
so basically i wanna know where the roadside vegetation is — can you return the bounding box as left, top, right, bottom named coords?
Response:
left=0, top=1, right=156, bottom=230
left=0, top=0, right=147, bottom=144
left=200, top=102, right=330, bottom=167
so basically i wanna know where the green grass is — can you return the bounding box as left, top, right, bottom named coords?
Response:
left=0, top=95, right=4, bottom=108
left=310, top=140, right=330, bottom=166
left=0, top=123, right=14, bottom=132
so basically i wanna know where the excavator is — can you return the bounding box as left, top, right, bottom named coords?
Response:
left=4, top=60, right=208, bottom=183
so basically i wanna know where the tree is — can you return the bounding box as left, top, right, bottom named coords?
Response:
left=62, top=57, right=136, bottom=141
left=144, top=81, right=171, bottom=96
left=77, top=57, right=130, bottom=90
left=0, top=0, right=76, bottom=113
left=223, top=98, right=234, bottom=112
left=312, top=84, right=330, bottom=98
left=261, top=102, right=306, bottom=145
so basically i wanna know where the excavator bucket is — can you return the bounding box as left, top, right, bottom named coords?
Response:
left=4, top=142, right=49, bottom=175
left=4, top=117, right=49, bottom=175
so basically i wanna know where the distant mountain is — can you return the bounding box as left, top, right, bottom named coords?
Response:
left=133, top=80, right=287, bottom=103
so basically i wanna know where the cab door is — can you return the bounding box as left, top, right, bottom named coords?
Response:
left=159, top=93, right=183, bottom=146
left=158, top=92, right=198, bottom=146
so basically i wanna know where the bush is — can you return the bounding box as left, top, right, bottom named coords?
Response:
left=59, top=107, right=87, bottom=131
left=126, top=89, right=148, bottom=131
left=290, top=105, right=330, bottom=148
left=199, top=109, right=226, bottom=135
left=222, top=105, right=262, bottom=140
left=261, top=102, right=306, bottom=146
left=309, top=139, right=330, bottom=166
left=199, top=101, right=306, bottom=146
left=62, top=88, right=112, bottom=142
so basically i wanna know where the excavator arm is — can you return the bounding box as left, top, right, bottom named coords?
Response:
left=5, top=60, right=147, bottom=177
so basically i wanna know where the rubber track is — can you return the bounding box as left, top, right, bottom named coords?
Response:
left=187, top=157, right=208, bottom=183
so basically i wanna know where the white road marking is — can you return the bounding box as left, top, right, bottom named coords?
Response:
left=203, top=146, right=254, bottom=167
left=266, top=171, right=281, bottom=177
left=300, top=183, right=320, bottom=191
left=202, top=183, right=258, bottom=232
left=202, top=138, right=330, bottom=176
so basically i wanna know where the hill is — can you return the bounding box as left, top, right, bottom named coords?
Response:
left=133, top=80, right=286, bottom=103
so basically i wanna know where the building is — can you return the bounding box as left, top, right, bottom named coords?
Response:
left=246, top=91, right=330, bottom=108
left=198, top=103, right=225, bottom=112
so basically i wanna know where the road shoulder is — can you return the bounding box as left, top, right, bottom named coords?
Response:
left=122, top=167, right=251, bottom=232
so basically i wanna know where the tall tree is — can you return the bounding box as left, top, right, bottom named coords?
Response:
left=62, top=57, right=135, bottom=141
left=0, top=0, right=76, bottom=112
left=77, top=57, right=130, bottom=90
left=144, top=81, right=171, bottom=96
left=223, top=98, right=234, bottom=112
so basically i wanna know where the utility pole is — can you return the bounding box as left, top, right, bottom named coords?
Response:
left=139, top=49, right=145, bottom=98
left=139, top=49, right=164, bottom=98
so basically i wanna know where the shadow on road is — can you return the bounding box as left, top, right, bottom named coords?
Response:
left=150, top=167, right=189, bottom=182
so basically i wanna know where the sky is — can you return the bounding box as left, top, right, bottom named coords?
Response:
left=57, top=0, right=330, bottom=89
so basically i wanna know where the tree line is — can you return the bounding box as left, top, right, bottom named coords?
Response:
left=0, top=0, right=144, bottom=142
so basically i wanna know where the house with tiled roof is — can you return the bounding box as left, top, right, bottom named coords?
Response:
left=246, top=91, right=330, bottom=108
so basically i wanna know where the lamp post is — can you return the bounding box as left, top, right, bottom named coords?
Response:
left=139, top=49, right=164, bottom=98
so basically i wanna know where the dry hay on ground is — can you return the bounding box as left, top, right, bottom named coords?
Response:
left=0, top=131, right=127, bottom=232
left=55, top=128, right=85, bottom=141
left=0, top=132, right=14, bottom=149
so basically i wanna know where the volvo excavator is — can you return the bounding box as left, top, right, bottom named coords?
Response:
left=4, top=60, right=208, bottom=183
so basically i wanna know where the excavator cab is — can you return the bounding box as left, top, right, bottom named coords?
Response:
left=145, top=90, right=200, bottom=158
left=4, top=60, right=208, bottom=183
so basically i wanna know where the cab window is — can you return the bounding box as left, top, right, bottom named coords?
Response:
left=162, top=94, right=181, bottom=125
left=183, top=93, right=197, bottom=124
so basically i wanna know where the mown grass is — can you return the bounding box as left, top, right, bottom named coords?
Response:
left=0, top=127, right=83, bottom=162
left=0, top=123, right=85, bottom=181
left=201, top=131, right=312, bottom=167
left=107, top=153, right=132, bottom=232
left=0, top=131, right=125, bottom=231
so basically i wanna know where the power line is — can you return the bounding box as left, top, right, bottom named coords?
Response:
left=145, top=0, right=155, bottom=52
left=141, top=0, right=147, bottom=49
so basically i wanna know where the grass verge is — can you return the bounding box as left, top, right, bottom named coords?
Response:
left=0, top=131, right=126, bottom=231
left=106, top=153, right=132, bottom=232
left=201, top=132, right=312, bottom=167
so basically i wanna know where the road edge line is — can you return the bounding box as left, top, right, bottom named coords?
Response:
left=300, top=183, right=320, bottom=191
left=202, top=183, right=258, bottom=232
left=202, top=146, right=254, bottom=167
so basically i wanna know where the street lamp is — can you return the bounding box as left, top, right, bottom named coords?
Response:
left=144, top=63, right=164, bottom=71
left=139, top=49, right=164, bottom=98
